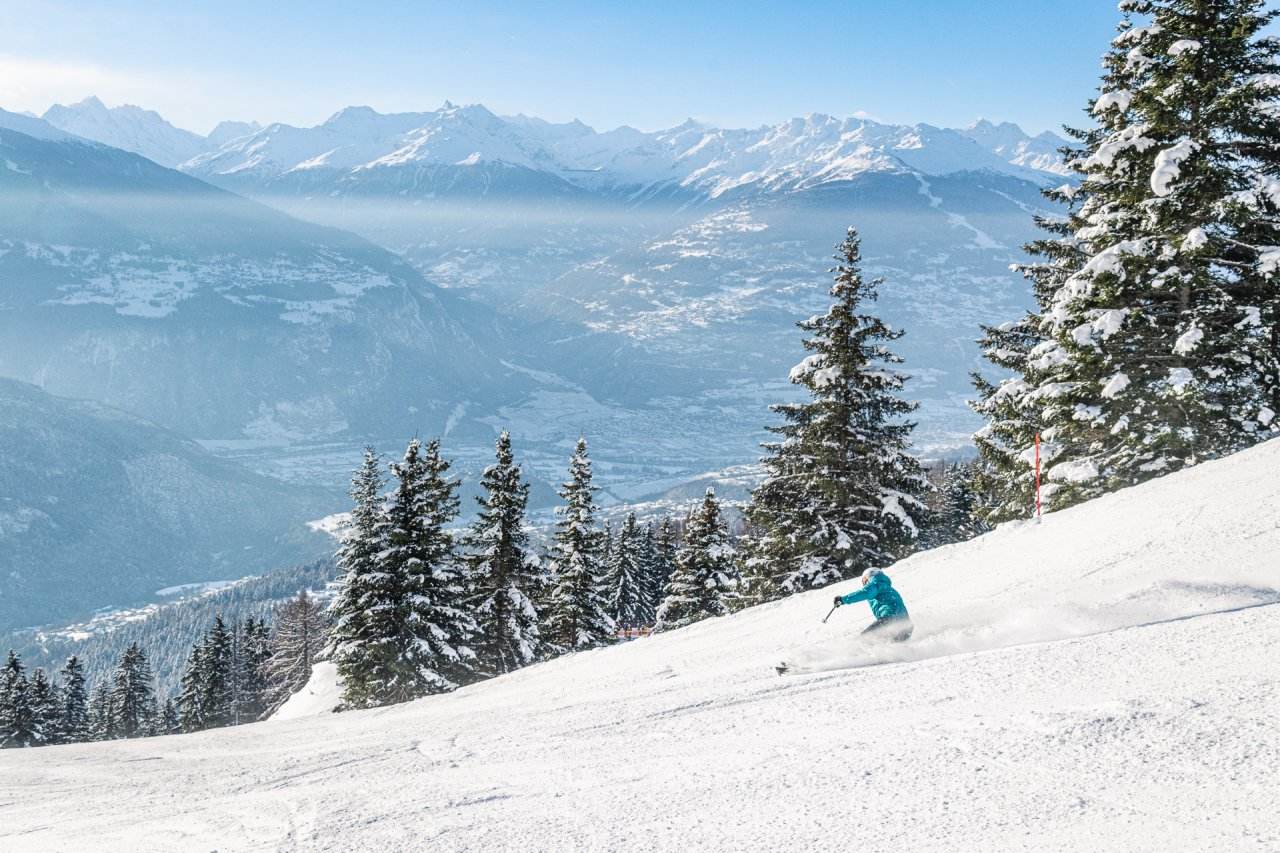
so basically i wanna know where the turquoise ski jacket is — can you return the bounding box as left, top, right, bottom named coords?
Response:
left=839, top=570, right=908, bottom=620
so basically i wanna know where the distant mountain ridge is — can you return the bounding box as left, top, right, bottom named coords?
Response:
left=179, top=101, right=1070, bottom=196
left=41, top=96, right=261, bottom=168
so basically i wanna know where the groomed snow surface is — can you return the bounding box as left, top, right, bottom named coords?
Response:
left=4, top=441, right=1279, bottom=852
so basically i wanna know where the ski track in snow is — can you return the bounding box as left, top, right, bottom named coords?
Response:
left=2, top=441, right=1279, bottom=851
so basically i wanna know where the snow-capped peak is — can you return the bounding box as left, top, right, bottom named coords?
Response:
left=960, top=118, right=1072, bottom=176
left=42, top=95, right=207, bottom=168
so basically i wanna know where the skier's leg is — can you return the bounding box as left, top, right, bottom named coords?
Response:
left=864, top=616, right=912, bottom=642
left=861, top=617, right=889, bottom=637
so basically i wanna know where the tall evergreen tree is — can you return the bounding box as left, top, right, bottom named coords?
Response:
left=89, top=681, right=114, bottom=741
left=329, top=439, right=478, bottom=707
left=199, top=617, right=236, bottom=729
left=58, top=656, right=89, bottom=744
left=604, top=513, right=646, bottom=630
left=0, top=651, right=38, bottom=748
left=973, top=0, right=1280, bottom=519
left=327, top=447, right=394, bottom=707
left=650, top=517, right=678, bottom=604
left=466, top=431, right=542, bottom=674
left=740, top=229, right=928, bottom=605
left=177, top=642, right=207, bottom=733
left=264, top=590, right=328, bottom=714
left=922, top=462, right=991, bottom=548
left=161, top=698, right=181, bottom=735
left=110, top=643, right=156, bottom=739
left=29, top=669, right=60, bottom=745
left=376, top=438, right=477, bottom=700
left=634, top=521, right=664, bottom=627
left=234, top=617, right=272, bottom=723
left=655, top=490, right=739, bottom=631
left=542, top=438, right=614, bottom=653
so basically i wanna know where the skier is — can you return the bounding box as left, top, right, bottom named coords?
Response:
left=833, top=568, right=912, bottom=642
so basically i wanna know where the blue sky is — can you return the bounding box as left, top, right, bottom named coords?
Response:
left=2, top=1, right=1123, bottom=135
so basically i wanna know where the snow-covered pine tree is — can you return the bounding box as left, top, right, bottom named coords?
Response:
left=969, top=317, right=1047, bottom=522
left=234, top=617, right=272, bottom=723
left=655, top=490, right=739, bottom=631
left=377, top=438, right=477, bottom=699
left=177, top=642, right=206, bottom=732
left=110, top=643, right=156, bottom=739
left=465, top=431, right=542, bottom=674
left=974, top=0, right=1280, bottom=517
left=326, top=447, right=396, bottom=708
left=542, top=438, right=614, bottom=653
left=58, top=656, right=89, bottom=744
left=199, top=617, right=236, bottom=729
left=264, top=590, right=328, bottom=714
left=922, top=462, right=991, bottom=548
left=89, top=680, right=113, bottom=741
left=29, top=668, right=60, bottom=745
left=634, top=520, right=663, bottom=626
left=604, top=513, right=646, bottom=630
left=161, top=698, right=180, bottom=735
left=0, top=651, right=38, bottom=748
left=524, top=551, right=556, bottom=632
left=650, top=517, right=678, bottom=604
left=739, top=229, right=928, bottom=605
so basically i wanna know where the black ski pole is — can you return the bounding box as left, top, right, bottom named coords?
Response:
left=821, top=604, right=838, bottom=624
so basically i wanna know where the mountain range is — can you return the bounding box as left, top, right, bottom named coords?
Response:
left=9, top=97, right=1070, bottom=503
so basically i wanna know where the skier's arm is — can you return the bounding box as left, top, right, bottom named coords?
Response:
left=839, top=588, right=870, bottom=606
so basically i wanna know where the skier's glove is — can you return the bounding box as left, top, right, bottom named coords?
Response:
left=833, top=596, right=843, bottom=607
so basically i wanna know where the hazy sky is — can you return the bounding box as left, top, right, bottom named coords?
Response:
left=2, top=1, right=1124, bottom=135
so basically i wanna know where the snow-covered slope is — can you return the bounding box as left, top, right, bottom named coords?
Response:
left=5, top=440, right=1277, bottom=851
